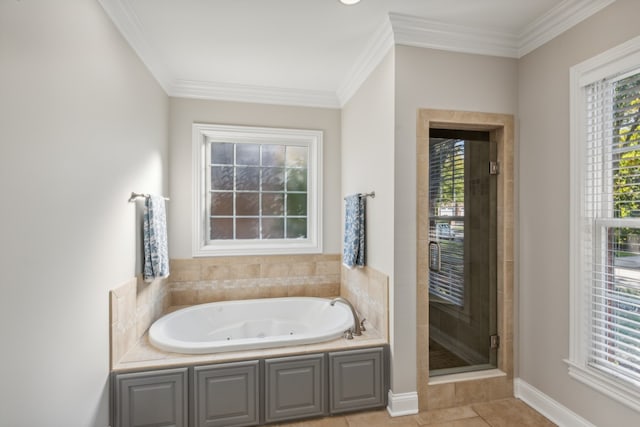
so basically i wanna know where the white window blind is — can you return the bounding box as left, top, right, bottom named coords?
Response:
left=583, top=70, right=640, bottom=388
left=429, top=139, right=465, bottom=306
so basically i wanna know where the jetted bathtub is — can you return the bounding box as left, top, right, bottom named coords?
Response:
left=148, top=297, right=354, bottom=354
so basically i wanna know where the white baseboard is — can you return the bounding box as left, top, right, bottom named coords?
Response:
left=386, top=390, right=419, bottom=417
left=515, top=378, right=596, bottom=427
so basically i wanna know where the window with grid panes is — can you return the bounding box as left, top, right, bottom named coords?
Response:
left=568, top=36, right=640, bottom=411
left=192, top=124, right=322, bottom=256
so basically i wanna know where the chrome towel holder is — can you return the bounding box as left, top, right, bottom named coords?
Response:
left=343, top=191, right=375, bottom=200
left=128, top=192, right=170, bottom=203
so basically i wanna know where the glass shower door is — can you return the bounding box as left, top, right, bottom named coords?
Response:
left=427, top=130, right=497, bottom=376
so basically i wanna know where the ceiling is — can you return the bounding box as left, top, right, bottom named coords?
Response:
left=99, top=0, right=615, bottom=107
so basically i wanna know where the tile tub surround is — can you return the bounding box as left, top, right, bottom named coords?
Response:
left=110, top=254, right=389, bottom=369
left=341, top=265, right=389, bottom=341
left=109, top=276, right=169, bottom=369
left=112, top=313, right=386, bottom=372
left=169, top=254, right=341, bottom=305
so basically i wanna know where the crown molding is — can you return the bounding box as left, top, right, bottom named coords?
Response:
left=100, top=0, right=617, bottom=109
left=389, top=12, right=520, bottom=58
left=337, top=1, right=615, bottom=105
left=336, top=17, right=395, bottom=106
left=97, top=0, right=173, bottom=92
left=518, top=0, right=617, bottom=57
left=99, top=0, right=339, bottom=108
left=170, top=80, right=340, bottom=109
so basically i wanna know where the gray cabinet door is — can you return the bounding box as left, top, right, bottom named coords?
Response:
left=114, top=368, right=188, bottom=427
left=329, top=347, right=385, bottom=414
left=264, top=353, right=326, bottom=423
left=192, top=361, right=260, bottom=427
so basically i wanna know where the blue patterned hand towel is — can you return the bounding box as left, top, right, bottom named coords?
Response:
left=143, top=195, right=170, bottom=282
left=343, top=194, right=366, bottom=268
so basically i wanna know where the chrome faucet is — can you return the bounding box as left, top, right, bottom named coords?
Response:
left=330, top=297, right=364, bottom=336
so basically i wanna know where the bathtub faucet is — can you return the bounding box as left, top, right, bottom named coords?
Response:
left=330, top=297, right=363, bottom=336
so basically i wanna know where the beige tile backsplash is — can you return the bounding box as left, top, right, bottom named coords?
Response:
left=341, top=265, right=389, bottom=340
left=110, top=276, right=168, bottom=369
left=110, top=254, right=389, bottom=368
left=169, top=254, right=342, bottom=304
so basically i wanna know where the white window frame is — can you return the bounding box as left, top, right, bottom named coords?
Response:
left=568, top=34, right=640, bottom=412
left=192, top=123, right=323, bottom=257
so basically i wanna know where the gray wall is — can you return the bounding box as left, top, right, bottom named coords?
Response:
left=168, top=97, right=342, bottom=258
left=394, top=45, right=519, bottom=394
left=0, top=1, right=169, bottom=426
left=518, top=0, right=640, bottom=425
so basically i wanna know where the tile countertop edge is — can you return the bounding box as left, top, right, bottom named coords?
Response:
left=112, top=328, right=387, bottom=373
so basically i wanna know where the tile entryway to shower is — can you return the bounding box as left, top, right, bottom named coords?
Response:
left=416, top=109, right=515, bottom=411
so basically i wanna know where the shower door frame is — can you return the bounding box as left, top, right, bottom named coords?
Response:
left=427, top=132, right=498, bottom=375
left=416, top=109, right=514, bottom=411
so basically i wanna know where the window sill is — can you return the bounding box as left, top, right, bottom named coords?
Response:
left=564, top=359, right=640, bottom=413
left=193, top=241, right=322, bottom=257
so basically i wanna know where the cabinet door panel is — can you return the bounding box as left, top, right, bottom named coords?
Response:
left=193, top=361, right=259, bottom=427
left=265, top=354, right=326, bottom=423
left=114, top=368, right=188, bottom=427
left=329, top=347, right=385, bottom=414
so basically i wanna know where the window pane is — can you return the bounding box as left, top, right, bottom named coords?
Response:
left=286, top=168, right=307, bottom=192
left=210, top=218, right=233, bottom=240
left=591, top=226, right=640, bottom=382
left=211, top=142, right=233, bottom=165
left=262, top=218, right=284, bottom=239
left=236, top=144, right=260, bottom=165
left=613, top=155, right=640, bottom=219
left=236, top=218, right=259, bottom=239
left=236, top=193, right=259, bottom=216
left=210, top=192, right=233, bottom=216
left=428, top=139, right=465, bottom=306
left=286, top=218, right=307, bottom=238
left=429, top=221, right=464, bottom=306
left=262, top=145, right=285, bottom=166
left=196, top=124, right=321, bottom=253
left=286, top=146, right=307, bottom=168
left=262, top=167, right=284, bottom=191
left=287, top=193, right=307, bottom=216
left=583, top=71, right=640, bottom=388
left=211, top=166, right=234, bottom=190
left=262, top=193, right=284, bottom=216
left=236, top=166, right=260, bottom=191
left=429, top=139, right=465, bottom=217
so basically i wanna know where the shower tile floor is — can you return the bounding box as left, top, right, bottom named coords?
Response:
left=428, top=339, right=470, bottom=371
left=275, top=398, right=556, bottom=426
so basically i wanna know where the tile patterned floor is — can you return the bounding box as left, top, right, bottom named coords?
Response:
left=276, top=398, right=556, bottom=426
left=429, top=339, right=470, bottom=371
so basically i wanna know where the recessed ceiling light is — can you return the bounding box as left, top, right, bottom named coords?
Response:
left=339, top=0, right=361, bottom=5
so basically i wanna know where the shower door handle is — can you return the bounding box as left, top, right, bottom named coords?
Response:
left=428, top=241, right=441, bottom=272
